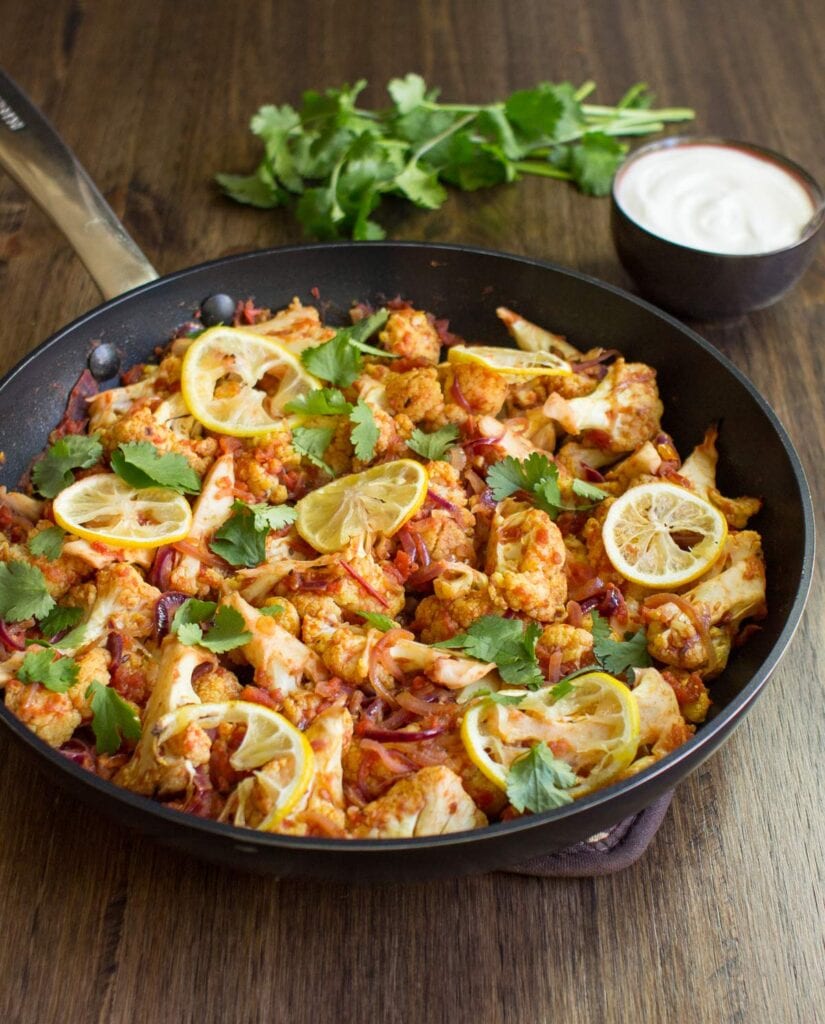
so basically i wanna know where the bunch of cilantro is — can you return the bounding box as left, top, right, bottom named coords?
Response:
left=217, top=74, right=693, bottom=240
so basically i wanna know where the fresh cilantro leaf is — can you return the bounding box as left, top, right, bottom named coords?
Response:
left=301, top=333, right=362, bottom=388
left=284, top=387, right=353, bottom=416
left=356, top=610, right=398, bottom=632
left=32, top=434, right=103, bottom=499
left=170, top=600, right=252, bottom=653
left=388, top=73, right=429, bottom=115
left=292, top=425, right=335, bottom=475
left=215, top=168, right=285, bottom=209
left=549, top=678, right=575, bottom=702
left=171, top=598, right=217, bottom=639
left=209, top=500, right=296, bottom=568
left=487, top=454, right=606, bottom=519
left=484, top=691, right=527, bottom=706
left=259, top=604, right=285, bottom=618
left=506, top=742, right=577, bottom=813
left=436, top=615, right=544, bottom=688
left=110, top=442, right=201, bottom=494
left=86, top=680, right=142, bottom=754
left=28, top=526, right=66, bottom=561
left=406, top=424, right=460, bottom=461
left=18, top=648, right=79, bottom=693
left=350, top=399, right=379, bottom=462
left=590, top=612, right=652, bottom=679
left=197, top=606, right=253, bottom=653
left=571, top=478, right=609, bottom=502
left=394, top=161, right=447, bottom=209
left=0, top=561, right=55, bottom=622
left=37, top=604, right=83, bottom=638
left=569, top=132, right=627, bottom=196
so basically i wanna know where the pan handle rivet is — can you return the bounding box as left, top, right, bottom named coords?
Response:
left=88, top=342, right=121, bottom=381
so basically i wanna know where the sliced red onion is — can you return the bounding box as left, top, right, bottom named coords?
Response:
left=570, top=349, right=621, bottom=372
left=149, top=545, right=177, bottom=590
left=451, top=375, right=473, bottom=412
left=154, top=591, right=189, bottom=640
left=339, top=559, right=389, bottom=608
left=0, top=620, right=25, bottom=652
left=426, top=488, right=461, bottom=517
left=583, top=465, right=606, bottom=483
left=360, top=726, right=445, bottom=742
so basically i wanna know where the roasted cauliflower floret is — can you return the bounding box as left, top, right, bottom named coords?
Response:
left=245, top=298, right=335, bottom=353
left=378, top=307, right=442, bottom=365
left=5, top=677, right=81, bottom=747
left=536, top=623, right=595, bottom=677
left=644, top=531, right=766, bottom=677
left=632, top=667, right=694, bottom=759
left=233, top=431, right=300, bottom=503
left=99, top=405, right=217, bottom=476
left=169, top=453, right=235, bottom=595
left=63, top=563, right=161, bottom=653
left=486, top=498, right=567, bottom=621
left=413, top=565, right=504, bottom=643
left=349, top=765, right=486, bottom=838
left=443, top=363, right=508, bottom=420
left=383, top=367, right=445, bottom=425
left=405, top=513, right=476, bottom=565
left=192, top=665, right=242, bottom=704
left=680, top=425, right=762, bottom=528
left=278, top=704, right=353, bottom=836
left=544, top=358, right=663, bottom=453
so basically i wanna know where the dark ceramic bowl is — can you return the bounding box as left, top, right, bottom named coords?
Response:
left=611, top=136, right=825, bottom=320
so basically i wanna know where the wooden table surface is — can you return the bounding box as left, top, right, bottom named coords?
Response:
left=0, top=2, right=823, bottom=1022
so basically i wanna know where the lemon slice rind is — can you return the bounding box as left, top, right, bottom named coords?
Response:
left=448, top=344, right=572, bottom=378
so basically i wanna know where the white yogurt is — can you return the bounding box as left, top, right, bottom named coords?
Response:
left=615, top=143, right=816, bottom=255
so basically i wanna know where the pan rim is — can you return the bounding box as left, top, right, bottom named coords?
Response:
left=0, top=240, right=814, bottom=855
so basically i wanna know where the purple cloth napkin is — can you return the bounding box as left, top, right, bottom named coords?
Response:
left=503, top=790, right=674, bottom=877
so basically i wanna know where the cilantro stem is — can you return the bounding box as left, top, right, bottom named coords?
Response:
left=411, top=111, right=476, bottom=160
left=574, top=80, right=597, bottom=102
left=513, top=161, right=573, bottom=180
left=581, top=104, right=695, bottom=121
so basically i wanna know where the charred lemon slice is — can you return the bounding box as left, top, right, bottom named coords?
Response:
left=461, top=672, right=640, bottom=798
left=152, top=700, right=314, bottom=831
left=602, top=481, right=727, bottom=589
left=447, top=344, right=571, bottom=377
left=53, top=474, right=193, bottom=549
left=181, top=326, right=318, bottom=436
left=295, top=459, right=428, bottom=553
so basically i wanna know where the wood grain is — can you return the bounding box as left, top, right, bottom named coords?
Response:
left=0, top=2, right=823, bottom=1022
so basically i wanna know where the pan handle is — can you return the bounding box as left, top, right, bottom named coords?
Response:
left=0, top=68, right=158, bottom=300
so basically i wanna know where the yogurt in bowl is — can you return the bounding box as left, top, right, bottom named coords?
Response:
left=610, top=135, right=824, bottom=319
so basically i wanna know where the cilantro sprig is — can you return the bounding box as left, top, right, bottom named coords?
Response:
left=18, top=647, right=79, bottom=693
left=487, top=453, right=607, bottom=519
left=111, top=442, right=201, bottom=494
left=356, top=610, right=398, bottom=632
left=28, top=526, right=66, bottom=562
left=292, top=425, right=335, bottom=475
left=506, top=742, right=577, bottom=813
left=590, top=611, right=651, bottom=683
left=300, top=310, right=391, bottom=387
left=435, top=615, right=544, bottom=688
left=85, top=681, right=142, bottom=754
left=406, top=424, right=460, bottom=462
left=218, top=75, right=693, bottom=240
left=32, top=434, right=103, bottom=499
left=0, top=561, right=55, bottom=622
left=209, top=501, right=297, bottom=568
left=287, top=388, right=379, bottom=463
left=171, top=599, right=253, bottom=653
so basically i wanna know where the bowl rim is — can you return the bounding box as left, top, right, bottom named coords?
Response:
left=611, top=134, right=825, bottom=258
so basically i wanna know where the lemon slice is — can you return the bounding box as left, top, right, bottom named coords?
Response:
left=447, top=344, right=571, bottom=378
left=53, top=474, right=193, bottom=549
left=602, top=481, right=727, bottom=589
left=181, top=326, right=318, bottom=436
left=461, top=671, right=641, bottom=798
left=295, top=459, right=428, bottom=553
left=152, top=700, right=314, bottom=830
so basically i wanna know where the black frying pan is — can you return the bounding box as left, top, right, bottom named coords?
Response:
left=0, top=71, right=814, bottom=881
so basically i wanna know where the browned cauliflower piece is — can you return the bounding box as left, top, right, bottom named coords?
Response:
left=644, top=531, right=766, bottom=678
left=100, top=405, right=217, bottom=476
left=193, top=665, right=242, bottom=704
left=278, top=704, right=353, bottom=836
left=383, top=367, right=445, bottom=425
left=349, top=765, right=487, bottom=837
left=233, top=431, right=300, bottom=503
left=245, top=298, right=335, bottom=354
left=378, top=307, right=442, bottom=364
left=62, top=563, right=161, bottom=653
left=5, top=678, right=81, bottom=747
left=485, top=498, right=567, bottom=621
left=405, top=513, right=476, bottom=565
left=536, top=623, right=595, bottom=677
left=679, top=425, right=762, bottom=528
left=544, top=358, right=663, bottom=453
left=413, top=565, right=504, bottom=643
left=632, top=667, right=694, bottom=758
left=442, top=363, right=508, bottom=421
left=67, top=646, right=112, bottom=720
left=170, top=453, right=235, bottom=596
